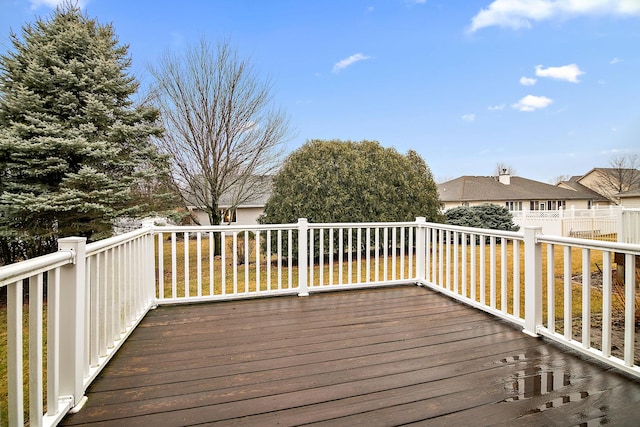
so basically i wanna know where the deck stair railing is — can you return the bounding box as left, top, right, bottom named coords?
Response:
left=1, top=218, right=639, bottom=426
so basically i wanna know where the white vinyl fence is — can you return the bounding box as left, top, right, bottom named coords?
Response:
left=512, top=206, right=639, bottom=243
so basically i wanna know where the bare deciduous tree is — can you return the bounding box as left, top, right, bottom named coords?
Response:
left=591, top=153, right=640, bottom=204
left=494, top=162, right=516, bottom=176
left=149, top=38, right=292, bottom=225
left=549, top=174, right=572, bottom=185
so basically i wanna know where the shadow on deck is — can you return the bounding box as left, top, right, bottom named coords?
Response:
left=61, top=286, right=640, bottom=426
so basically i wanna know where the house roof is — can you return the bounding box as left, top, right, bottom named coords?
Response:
left=618, top=189, right=640, bottom=198
left=185, top=175, right=273, bottom=208
left=557, top=180, right=609, bottom=200
left=438, top=175, right=605, bottom=203
left=576, top=167, right=640, bottom=188
left=218, top=176, right=272, bottom=207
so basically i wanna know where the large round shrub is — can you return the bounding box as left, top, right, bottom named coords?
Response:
left=260, top=139, right=443, bottom=224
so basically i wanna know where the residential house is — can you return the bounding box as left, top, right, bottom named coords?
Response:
left=556, top=178, right=612, bottom=209
left=560, top=167, right=640, bottom=206
left=186, top=176, right=272, bottom=226
left=438, top=171, right=607, bottom=212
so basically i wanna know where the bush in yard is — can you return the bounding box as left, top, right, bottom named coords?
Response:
left=444, top=206, right=483, bottom=228
left=259, top=139, right=443, bottom=258
left=445, top=204, right=519, bottom=232
left=260, top=139, right=442, bottom=224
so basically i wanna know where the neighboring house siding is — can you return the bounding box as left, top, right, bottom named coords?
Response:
left=622, top=197, right=640, bottom=208
left=188, top=206, right=265, bottom=226
left=229, top=206, right=264, bottom=226
left=440, top=199, right=592, bottom=211
left=619, top=194, right=640, bottom=208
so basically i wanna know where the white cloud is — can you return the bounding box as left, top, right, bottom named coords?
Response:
left=468, top=0, right=640, bottom=33
left=610, top=57, right=622, bottom=64
left=512, top=95, right=553, bottom=112
left=30, top=0, right=88, bottom=9
left=332, top=53, right=371, bottom=73
left=462, top=114, right=476, bottom=122
left=488, top=104, right=506, bottom=111
left=535, top=64, right=584, bottom=83
left=520, top=76, right=537, bottom=86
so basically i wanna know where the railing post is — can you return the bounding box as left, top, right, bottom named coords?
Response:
left=57, top=237, right=88, bottom=410
left=415, top=217, right=426, bottom=282
left=297, top=218, right=309, bottom=296
left=141, top=220, right=157, bottom=303
left=523, top=227, right=542, bottom=337
left=616, top=209, right=625, bottom=243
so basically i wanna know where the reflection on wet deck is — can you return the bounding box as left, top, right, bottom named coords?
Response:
left=61, top=286, right=640, bottom=426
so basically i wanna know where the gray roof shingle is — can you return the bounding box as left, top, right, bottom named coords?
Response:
left=438, top=176, right=607, bottom=203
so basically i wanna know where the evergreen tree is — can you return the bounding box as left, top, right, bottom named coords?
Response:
left=445, top=204, right=519, bottom=232
left=0, top=4, right=166, bottom=263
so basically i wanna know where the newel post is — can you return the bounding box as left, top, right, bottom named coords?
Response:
left=297, top=218, right=309, bottom=296
left=523, top=227, right=542, bottom=337
left=415, top=217, right=426, bottom=282
left=57, top=237, right=88, bottom=409
left=141, top=220, right=157, bottom=302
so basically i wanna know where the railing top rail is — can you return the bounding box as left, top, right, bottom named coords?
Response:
left=308, top=221, right=418, bottom=229
left=153, top=220, right=422, bottom=234
left=423, top=221, right=524, bottom=240
left=0, top=249, right=74, bottom=287
left=86, top=227, right=151, bottom=257
left=537, top=234, right=640, bottom=254
left=153, top=223, right=299, bottom=234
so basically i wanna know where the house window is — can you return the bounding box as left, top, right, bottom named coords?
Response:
left=505, top=201, right=522, bottom=211
left=530, top=201, right=541, bottom=211
left=530, top=200, right=564, bottom=211
left=221, top=209, right=237, bottom=223
left=548, top=200, right=566, bottom=210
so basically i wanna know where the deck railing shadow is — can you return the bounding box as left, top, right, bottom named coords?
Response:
left=1, top=218, right=639, bottom=426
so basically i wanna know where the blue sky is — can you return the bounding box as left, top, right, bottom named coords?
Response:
left=1, top=0, right=639, bottom=183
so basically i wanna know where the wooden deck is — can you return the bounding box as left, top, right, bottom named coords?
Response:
left=61, top=285, right=640, bottom=426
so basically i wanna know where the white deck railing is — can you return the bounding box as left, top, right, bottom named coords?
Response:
left=1, top=218, right=639, bottom=426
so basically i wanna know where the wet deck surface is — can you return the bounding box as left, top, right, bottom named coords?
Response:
left=61, top=285, right=640, bottom=426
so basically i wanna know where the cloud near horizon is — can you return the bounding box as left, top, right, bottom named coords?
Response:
left=535, top=64, right=584, bottom=83
left=512, top=95, right=553, bottom=112
left=332, top=53, right=371, bottom=73
left=468, top=0, right=640, bottom=32
left=462, top=113, right=476, bottom=122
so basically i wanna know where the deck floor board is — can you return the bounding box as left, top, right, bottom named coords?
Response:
left=61, top=285, right=640, bottom=426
